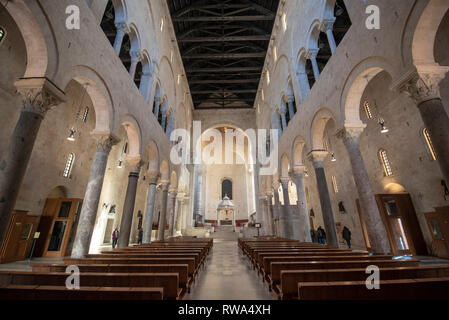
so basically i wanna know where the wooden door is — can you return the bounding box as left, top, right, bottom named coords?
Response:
left=0, top=211, right=38, bottom=263
left=356, top=199, right=372, bottom=252
left=425, top=206, right=449, bottom=259
left=375, top=194, right=427, bottom=256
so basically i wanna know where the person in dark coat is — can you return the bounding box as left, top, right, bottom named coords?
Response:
left=317, top=226, right=326, bottom=245
left=342, top=226, right=352, bottom=248
left=137, top=228, right=143, bottom=245
left=112, top=227, right=119, bottom=249
left=310, top=229, right=316, bottom=243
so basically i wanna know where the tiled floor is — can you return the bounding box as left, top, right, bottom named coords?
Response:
left=185, top=239, right=274, bottom=300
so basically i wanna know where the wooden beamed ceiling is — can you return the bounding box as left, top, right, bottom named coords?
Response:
left=167, top=0, right=279, bottom=109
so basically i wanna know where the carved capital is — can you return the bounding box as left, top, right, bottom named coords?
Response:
left=130, top=50, right=142, bottom=63
left=395, top=66, right=449, bottom=105
left=147, top=170, right=160, bottom=184
left=320, top=18, right=336, bottom=32
left=15, top=78, right=66, bottom=117
left=93, top=132, right=120, bottom=153
left=272, top=180, right=280, bottom=190
left=115, top=22, right=130, bottom=34
left=307, top=150, right=328, bottom=163
left=292, top=165, right=306, bottom=175
left=306, top=48, right=319, bottom=59
left=126, top=156, right=143, bottom=173
left=336, top=123, right=366, bottom=142
left=279, top=176, right=290, bottom=188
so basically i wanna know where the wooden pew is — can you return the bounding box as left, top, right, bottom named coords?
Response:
left=87, top=253, right=201, bottom=266
left=279, top=265, right=449, bottom=300
left=268, top=259, right=419, bottom=289
left=0, top=284, right=163, bottom=300
left=297, top=277, right=449, bottom=300
left=33, top=263, right=192, bottom=294
left=0, top=271, right=181, bottom=300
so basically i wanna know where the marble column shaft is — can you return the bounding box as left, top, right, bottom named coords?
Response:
left=168, top=190, right=177, bottom=236
left=310, top=154, right=338, bottom=247
left=264, top=197, right=274, bottom=235
left=293, top=167, right=312, bottom=242
left=308, top=49, right=320, bottom=81
left=280, top=110, right=288, bottom=131
left=71, top=134, right=118, bottom=258
left=129, top=51, right=141, bottom=79
left=280, top=179, right=292, bottom=239
left=157, top=183, right=169, bottom=240
left=113, top=23, right=128, bottom=54
left=287, top=100, right=295, bottom=120
left=340, top=128, right=390, bottom=253
left=272, top=190, right=281, bottom=236
left=117, top=162, right=141, bottom=248
left=153, top=100, right=161, bottom=118
left=143, top=175, right=158, bottom=244
left=0, top=79, right=64, bottom=250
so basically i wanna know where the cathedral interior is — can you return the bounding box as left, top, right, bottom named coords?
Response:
left=1, top=0, right=449, bottom=306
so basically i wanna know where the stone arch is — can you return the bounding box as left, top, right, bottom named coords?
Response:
left=62, top=65, right=115, bottom=133
left=341, top=57, right=397, bottom=127
left=170, top=171, right=178, bottom=189
left=128, top=23, right=141, bottom=54
left=292, top=136, right=306, bottom=166
left=323, top=0, right=337, bottom=20
left=3, top=0, right=48, bottom=78
left=295, top=48, right=311, bottom=103
left=412, top=0, right=449, bottom=66
left=310, top=108, right=336, bottom=150
left=306, top=20, right=321, bottom=51
left=280, top=153, right=290, bottom=179
left=159, top=56, right=176, bottom=109
left=160, top=160, right=169, bottom=182
left=120, top=115, right=142, bottom=159
left=111, top=0, right=128, bottom=23
left=146, top=140, right=159, bottom=173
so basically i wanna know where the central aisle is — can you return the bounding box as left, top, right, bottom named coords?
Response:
left=186, top=239, right=274, bottom=300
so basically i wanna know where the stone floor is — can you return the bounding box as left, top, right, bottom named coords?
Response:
left=185, top=239, right=274, bottom=300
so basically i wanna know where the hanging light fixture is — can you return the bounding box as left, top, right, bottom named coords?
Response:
left=331, top=153, right=337, bottom=162
left=117, top=160, right=123, bottom=168
left=379, top=118, right=389, bottom=133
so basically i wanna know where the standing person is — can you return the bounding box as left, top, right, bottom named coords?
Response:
left=342, top=226, right=352, bottom=248
left=310, top=229, right=316, bottom=243
left=137, top=228, right=143, bottom=245
left=112, top=227, right=119, bottom=249
left=317, top=226, right=326, bottom=245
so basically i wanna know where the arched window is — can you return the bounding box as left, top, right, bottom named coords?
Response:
left=0, top=27, right=6, bottom=44
left=134, top=61, right=143, bottom=88
left=333, top=0, right=352, bottom=46
left=379, top=149, right=393, bottom=176
left=331, top=176, right=339, bottom=193
left=82, top=107, right=89, bottom=123
left=100, top=1, right=116, bottom=46
left=363, top=101, right=373, bottom=119
left=222, top=179, right=232, bottom=199
left=119, top=34, right=131, bottom=71
left=63, top=153, right=75, bottom=178
left=423, top=128, right=437, bottom=161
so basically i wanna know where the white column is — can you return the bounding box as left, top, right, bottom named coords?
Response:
left=292, top=165, right=312, bottom=242
left=279, top=105, right=288, bottom=131
left=308, top=49, right=320, bottom=82
left=321, top=19, right=337, bottom=54
left=113, top=22, right=129, bottom=54
left=142, top=171, right=159, bottom=243
left=129, top=51, right=141, bottom=80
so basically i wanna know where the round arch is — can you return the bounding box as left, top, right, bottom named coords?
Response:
left=310, top=108, right=336, bottom=150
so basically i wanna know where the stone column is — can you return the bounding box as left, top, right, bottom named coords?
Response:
left=280, top=177, right=292, bottom=239
left=175, top=194, right=185, bottom=235
left=161, top=104, right=168, bottom=131
left=279, top=105, right=288, bottom=131
left=308, top=49, right=320, bottom=81
left=117, top=158, right=142, bottom=248
left=113, top=22, right=129, bottom=54
left=129, top=51, right=141, bottom=80
left=296, top=69, right=311, bottom=103
left=338, top=126, right=390, bottom=253
left=153, top=98, right=161, bottom=118
left=167, top=187, right=178, bottom=237
left=264, top=193, right=274, bottom=235
left=166, top=111, right=176, bottom=138
left=71, top=133, right=120, bottom=258
left=258, top=194, right=267, bottom=235
left=321, top=19, right=337, bottom=54
left=292, top=166, right=312, bottom=242
left=308, top=151, right=338, bottom=247
left=0, top=78, right=65, bottom=250
left=157, top=181, right=170, bottom=240
left=287, top=97, right=295, bottom=121
left=193, top=164, right=203, bottom=223
left=272, top=181, right=281, bottom=236
left=142, top=171, right=159, bottom=244
left=398, top=68, right=449, bottom=184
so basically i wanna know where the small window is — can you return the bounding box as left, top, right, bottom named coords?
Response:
left=323, top=138, right=329, bottom=151
left=273, top=46, right=277, bottom=63
left=281, top=13, right=287, bottom=32
left=123, top=142, right=128, bottom=154
left=82, top=107, right=89, bottom=123
left=63, top=153, right=75, bottom=178
left=331, top=176, right=339, bottom=193
left=423, top=128, right=437, bottom=161
left=160, top=17, right=164, bottom=32
left=0, top=27, right=5, bottom=44
left=363, top=101, right=373, bottom=119
left=379, top=149, right=393, bottom=176
left=266, top=70, right=270, bottom=85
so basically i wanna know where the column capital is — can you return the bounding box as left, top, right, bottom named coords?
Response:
left=320, top=18, right=336, bottom=32
left=115, top=22, right=130, bottom=34
left=292, top=165, right=306, bottom=175
left=286, top=95, right=295, bottom=103
left=147, top=170, right=160, bottom=184
left=15, top=77, right=66, bottom=117
left=92, top=132, right=120, bottom=153
left=272, top=180, right=280, bottom=190
left=306, top=48, right=319, bottom=59
left=337, top=123, right=366, bottom=141
left=259, top=193, right=267, bottom=201
left=307, top=150, right=328, bottom=163
left=279, top=176, right=290, bottom=187
left=393, top=65, right=449, bottom=105
left=130, top=50, right=142, bottom=63
left=126, top=156, right=143, bottom=173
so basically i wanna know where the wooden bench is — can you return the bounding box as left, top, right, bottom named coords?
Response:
left=268, top=259, right=419, bottom=289
left=0, top=271, right=181, bottom=300
left=0, top=284, right=163, bottom=300
left=279, top=265, right=449, bottom=300
left=297, top=277, right=449, bottom=300
left=87, top=253, right=201, bottom=266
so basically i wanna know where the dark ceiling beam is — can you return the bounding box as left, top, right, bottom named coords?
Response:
left=239, top=0, right=275, bottom=16
left=189, top=79, right=260, bottom=84
left=185, top=67, right=262, bottom=73
left=173, top=2, right=250, bottom=17
left=198, top=99, right=255, bottom=103
left=191, top=89, right=258, bottom=94
left=183, top=52, right=266, bottom=59
left=172, top=15, right=274, bottom=22
left=178, top=35, right=270, bottom=43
